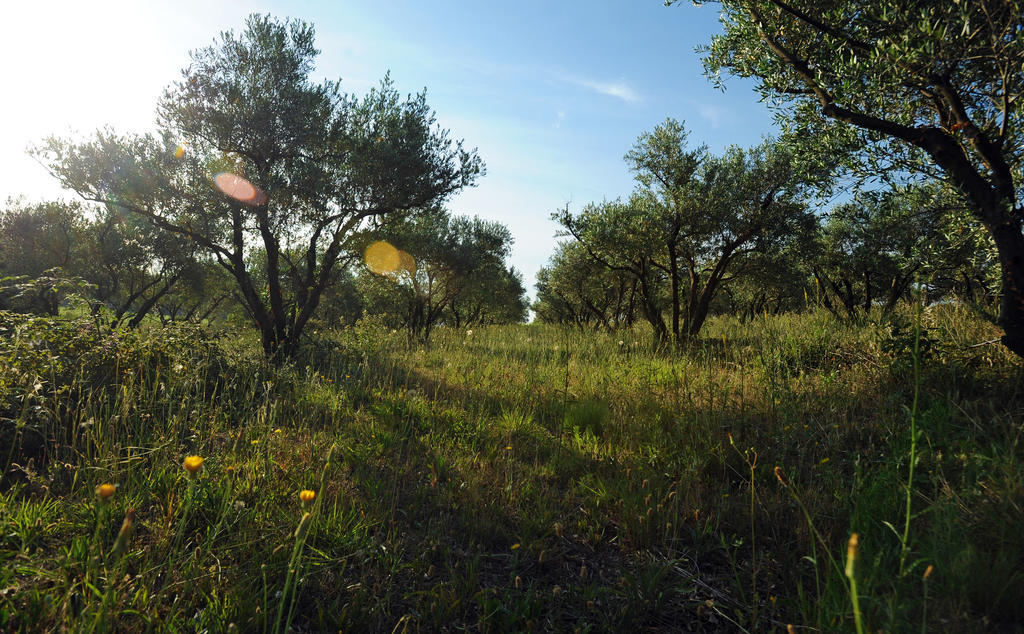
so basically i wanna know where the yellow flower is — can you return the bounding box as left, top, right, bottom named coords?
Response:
left=299, top=489, right=316, bottom=504
left=183, top=455, right=204, bottom=475
left=96, top=483, right=116, bottom=500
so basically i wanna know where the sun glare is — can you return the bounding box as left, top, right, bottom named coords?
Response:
left=213, top=172, right=267, bottom=206
left=365, top=241, right=400, bottom=275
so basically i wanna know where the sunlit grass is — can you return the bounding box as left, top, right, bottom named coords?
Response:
left=0, top=305, right=1021, bottom=631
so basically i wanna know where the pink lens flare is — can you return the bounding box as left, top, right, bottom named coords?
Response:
left=214, top=172, right=267, bottom=206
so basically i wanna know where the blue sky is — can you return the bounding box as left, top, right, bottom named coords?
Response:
left=0, top=0, right=777, bottom=298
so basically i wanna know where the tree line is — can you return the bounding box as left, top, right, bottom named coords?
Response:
left=538, top=0, right=1021, bottom=357
left=7, top=2, right=1024, bottom=360
left=2, top=15, right=526, bottom=359
left=0, top=197, right=527, bottom=341
left=533, top=120, right=997, bottom=343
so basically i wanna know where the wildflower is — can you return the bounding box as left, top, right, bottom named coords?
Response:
left=274, top=428, right=282, bottom=434
left=183, top=455, right=204, bottom=476
left=466, top=329, right=473, bottom=336
left=618, top=340, right=624, bottom=346
left=299, top=489, right=316, bottom=504
left=96, top=483, right=116, bottom=500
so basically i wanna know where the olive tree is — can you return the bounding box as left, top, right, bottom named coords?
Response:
left=37, top=14, right=481, bottom=359
left=556, top=120, right=813, bottom=344
left=358, top=211, right=522, bottom=341
left=687, top=0, right=1024, bottom=355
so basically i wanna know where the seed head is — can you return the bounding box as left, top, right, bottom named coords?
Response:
left=845, top=533, right=860, bottom=578
left=774, top=466, right=788, bottom=487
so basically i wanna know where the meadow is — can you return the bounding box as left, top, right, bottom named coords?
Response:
left=0, top=303, right=1021, bottom=632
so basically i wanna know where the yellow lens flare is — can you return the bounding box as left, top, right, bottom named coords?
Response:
left=213, top=172, right=267, bottom=206
left=397, top=249, right=417, bottom=275
left=365, top=241, right=400, bottom=275
left=173, top=145, right=186, bottom=159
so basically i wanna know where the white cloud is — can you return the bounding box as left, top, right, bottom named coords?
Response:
left=696, top=103, right=725, bottom=129
left=562, top=75, right=641, bottom=103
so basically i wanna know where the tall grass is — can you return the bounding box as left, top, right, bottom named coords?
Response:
left=0, top=305, right=1021, bottom=631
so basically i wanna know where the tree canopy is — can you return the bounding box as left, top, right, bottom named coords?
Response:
left=359, top=210, right=526, bottom=341
left=687, top=0, right=1024, bottom=355
left=555, top=120, right=814, bottom=344
left=37, top=14, right=482, bottom=359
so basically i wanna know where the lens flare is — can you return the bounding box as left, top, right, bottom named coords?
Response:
left=365, top=241, right=400, bottom=275
left=397, top=249, right=416, bottom=275
left=173, top=145, right=186, bottom=159
left=214, top=172, right=267, bottom=206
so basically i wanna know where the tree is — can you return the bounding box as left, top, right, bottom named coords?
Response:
left=812, top=184, right=954, bottom=317
left=154, top=259, right=240, bottom=326
left=556, top=120, right=813, bottom=344
left=37, top=14, right=481, bottom=360
left=624, top=120, right=707, bottom=340
left=358, top=210, right=523, bottom=341
left=690, top=0, right=1024, bottom=355
left=77, top=206, right=202, bottom=329
left=533, top=240, right=640, bottom=329
left=715, top=244, right=811, bottom=320
left=554, top=198, right=671, bottom=341
left=0, top=199, right=84, bottom=315
left=446, top=264, right=528, bottom=328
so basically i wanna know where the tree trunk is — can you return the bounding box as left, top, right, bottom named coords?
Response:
left=637, top=265, right=668, bottom=344
left=668, top=241, right=680, bottom=342
left=988, top=220, right=1024, bottom=356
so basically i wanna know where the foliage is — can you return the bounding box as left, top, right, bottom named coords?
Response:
left=0, top=200, right=84, bottom=315
left=36, top=14, right=482, bottom=360
left=533, top=240, right=641, bottom=328
left=77, top=206, right=204, bottom=328
left=689, top=0, right=1024, bottom=356
left=556, top=120, right=815, bottom=343
left=812, top=182, right=986, bottom=317
left=358, top=209, right=526, bottom=341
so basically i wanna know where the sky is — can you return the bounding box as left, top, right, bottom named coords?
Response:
left=0, top=0, right=777, bottom=299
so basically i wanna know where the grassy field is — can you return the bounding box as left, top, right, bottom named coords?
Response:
left=1, top=304, right=1022, bottom=632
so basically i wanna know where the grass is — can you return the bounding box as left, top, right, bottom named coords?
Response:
left=0, top=304, right=1022, bottom=631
